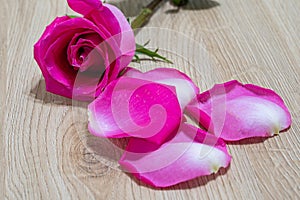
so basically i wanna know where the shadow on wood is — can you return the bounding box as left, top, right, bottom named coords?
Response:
left=184, top=0, right=220, bottom=10
left=226, top=137, right=268, bottom=145
left=109, top=0, right=153, bottom=17
left=225, top=133, right=291, bottom=145
left=29, top=78, right=87, bottom=108
left=166, top=0, right=220, bottom=14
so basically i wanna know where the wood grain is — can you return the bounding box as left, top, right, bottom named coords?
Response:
left=2, top=0, right=300, bottom=199
left=1, top=0, right=8, bottom=197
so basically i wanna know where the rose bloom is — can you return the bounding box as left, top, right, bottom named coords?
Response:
left=34, top=0, right=135, bottom=100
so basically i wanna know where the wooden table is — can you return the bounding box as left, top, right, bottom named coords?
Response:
left=2, top=0, right=300, bottom=199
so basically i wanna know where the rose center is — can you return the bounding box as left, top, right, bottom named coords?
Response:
left=74, top=46, right=93, bottom=69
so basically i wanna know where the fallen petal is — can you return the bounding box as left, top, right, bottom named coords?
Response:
left=119, top=123, right=231, bottom=188
left=186, top=80, right=292, bottom=141
left=88, top=77, right=182, bottom=145
left=125, top=68, right=199, bottom=109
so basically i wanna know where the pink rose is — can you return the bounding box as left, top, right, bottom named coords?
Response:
left=34, top=0, right=135, bottom=100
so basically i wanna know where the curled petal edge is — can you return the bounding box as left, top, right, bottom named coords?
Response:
left=119, top=123, right=231, bottom=188
left=185, top=80, right=292, bottom=141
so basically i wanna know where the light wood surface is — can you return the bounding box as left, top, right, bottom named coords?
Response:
left=2, top=0, right=300, bottom=199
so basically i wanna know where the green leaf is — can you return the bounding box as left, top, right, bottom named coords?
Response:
left=172, top=0, right=189, bottom=6
left=67, top=14, right=80, bottom=18
left=134, top=43, right=173, bottom=64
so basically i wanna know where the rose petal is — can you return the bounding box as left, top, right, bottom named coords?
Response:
left=67, top=31, right=104, bottom=70
left=186, top=80, right=292, bottom=141
left=34, top=17, right=109, bottom=98
left=40, top=17, right=108, bottom=58
left=69, top=38, right=104, bottom=71
left=125, top=68, right=199, bottom=109
left=102, top=3, right=135, bottom=51
left=35, top=1, right=135, bottom=101
left=119, top=123, right=231, bottom=188
left=88, top=76, right=182, bottom=145
left=68, top=0, right=135, bottom=73
left=67, top=0, right=103, bottom=16
left=81, top=3, right=136, bottom=90
left=88, top=4, right=136, bottom=75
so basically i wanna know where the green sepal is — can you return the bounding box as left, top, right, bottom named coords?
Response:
left=134, top=42, right=173, bottom=64
left=66, top=14, right=80, bottom=18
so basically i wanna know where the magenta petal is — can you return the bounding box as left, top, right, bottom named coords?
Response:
left=34, top=17, right=108, bottom=99
left=104, top=4, right=136, bottom=72
left=186, top=80, right=292, bottom=141
left=125, top=68, right=199, bottom=109
left=119, top=123, right=231, bottom=188
left=82, top=3, right=136, bottom=86
left=88, top=4, right=136, bottom=72
left=67, top=0, right=103, bottom=16
left=88, top=77, right=182, bottom=145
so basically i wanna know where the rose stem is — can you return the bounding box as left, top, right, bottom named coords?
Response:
left=131, top=0, right=165, bottom=29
